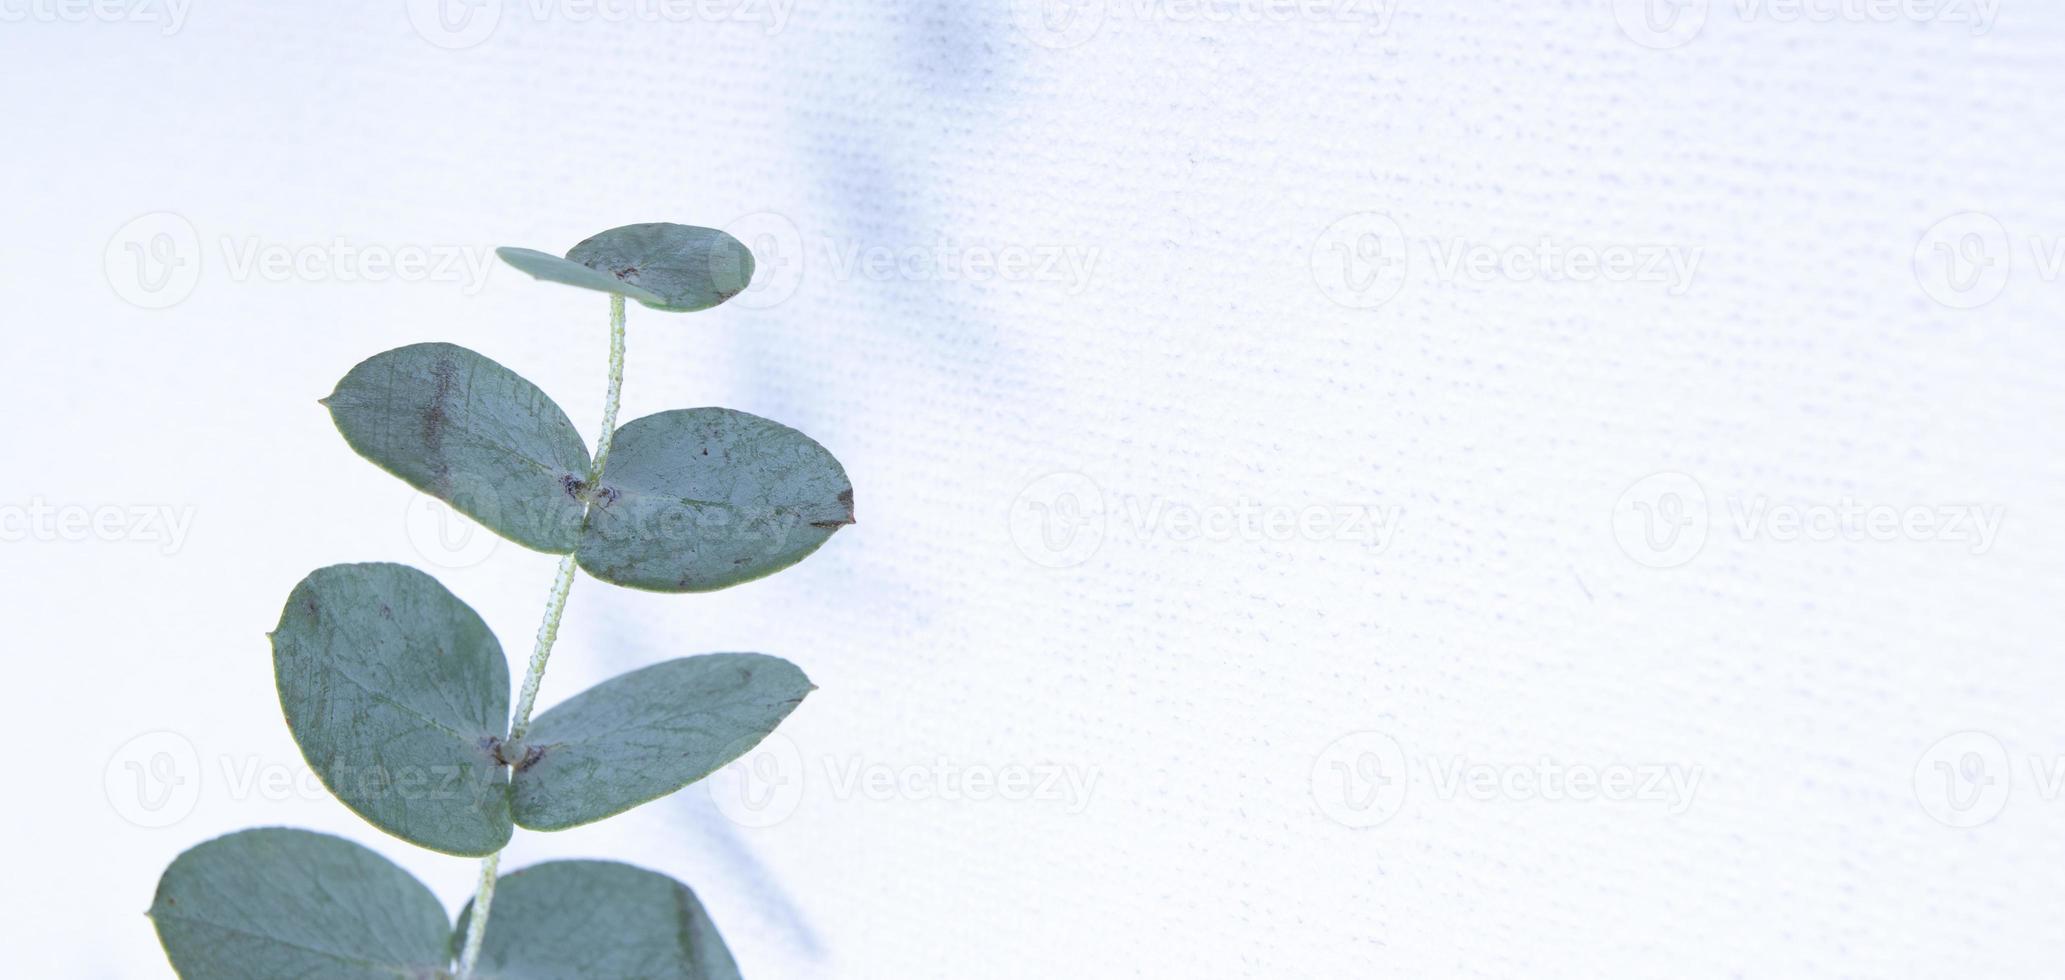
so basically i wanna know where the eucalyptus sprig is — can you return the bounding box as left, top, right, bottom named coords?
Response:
left=147, top=223, right=853, bottom=979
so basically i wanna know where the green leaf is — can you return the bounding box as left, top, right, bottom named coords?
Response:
left=575, top=408, right=855, bottom=592
left=271, top=563, right=513, bottom=856
left=495, top=247, right=670, bottom=307
left=150, top=828, right=451, bottom=980
left=324, top=343, right=590, bottom=554
left=455, top=861, right=741, bottom=980
left=510, top=654, right=812, bottom=831
left=564, top=223, right=755, bottom=313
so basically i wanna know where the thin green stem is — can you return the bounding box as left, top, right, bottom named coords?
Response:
left=455, top=851, right=499, bottom=976
left=455, top=293, right=628, bottom=979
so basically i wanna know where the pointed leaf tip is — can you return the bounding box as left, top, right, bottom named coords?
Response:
left=511, top=654, right=811, bottom=830
left=575, top=408, right=851, bottom=593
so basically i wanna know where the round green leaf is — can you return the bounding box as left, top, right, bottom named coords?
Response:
left=564, top=223, right=755, bottom=313
left=511, top=654, right=812, bottom=831
left=455, top=861, right=740, bottom=980
left=271, top=563, right=513, bottom=856
left=574, top=408, right=855, bottom=592
left=324, top=343, right=590, bottom=554
left=495, top=246, right=670, bottom=307
left=150, top=828, right=451, bottom=980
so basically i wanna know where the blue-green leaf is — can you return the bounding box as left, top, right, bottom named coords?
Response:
left=575, top=408, right=854, bottom=593
left=564, top=223, right=755, bottom=313
left=271, top=563, right=513, bottom=856
left=456, top=861, right=740, bottom=979
left=510, top=654, right=811, bottom=831
left=495, top=246, right=670, bottom=307
left=324, top=343, right=590, bottom=554
left=150, top=828, right=450, bottom=980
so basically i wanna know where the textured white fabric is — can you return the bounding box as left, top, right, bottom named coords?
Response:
left=4, top=1, right=2064, bottom=977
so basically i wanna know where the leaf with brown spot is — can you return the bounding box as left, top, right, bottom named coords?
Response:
left=574, top=408, right=854, bottom=593
left=495, top=246, right=670, bottom=307
left=325, top=343, right=590, bottom=554
left=497, top=222, right=754, bottom=313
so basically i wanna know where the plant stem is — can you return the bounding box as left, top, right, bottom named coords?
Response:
left=455, top=851, right=499, bottom=976
left=455, top=293, right=628, bottom=979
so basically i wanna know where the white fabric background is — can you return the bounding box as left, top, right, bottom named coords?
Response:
left=4, top=1, right=2063, bottom=976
